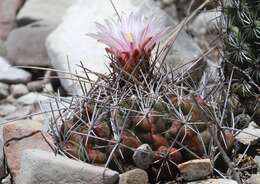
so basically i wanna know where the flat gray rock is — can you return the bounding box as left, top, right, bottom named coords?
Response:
left=0, top=57, right=31, bottom=84
left=236, top=126, right=260, bottom=145
left=119, top=169, right=148, bottom=184
left=178, top=159, right=213, bottom=182
left=6, top=21, right=56, bottom=67
left=16, top=149, right=119, bottom=184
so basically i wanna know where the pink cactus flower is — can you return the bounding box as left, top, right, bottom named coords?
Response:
left=88, top=13, right=167, bottom=73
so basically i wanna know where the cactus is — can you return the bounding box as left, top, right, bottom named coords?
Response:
left=223, top=0, right=260, bottom=92
left=223, top=0, right=260, bottom=126
left=48, top=12, right=237, bottom=183
left=57, top=72, right=219, bottom=181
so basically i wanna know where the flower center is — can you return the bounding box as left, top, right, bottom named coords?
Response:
left=126, top=32, right=134, bottom=42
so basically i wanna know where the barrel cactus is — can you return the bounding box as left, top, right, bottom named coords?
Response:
left=49, top=12, right=235, bottom=183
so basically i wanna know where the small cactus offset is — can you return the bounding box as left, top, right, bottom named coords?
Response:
left=49, top=12, right=238, bottom=183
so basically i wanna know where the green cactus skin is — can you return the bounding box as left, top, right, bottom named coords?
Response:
left=224, top=0, right=260, bottom=91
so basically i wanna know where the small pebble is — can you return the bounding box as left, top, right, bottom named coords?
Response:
left=11, top=84, right=29, bottom=98
left=132, top=144, right=154, bottom=170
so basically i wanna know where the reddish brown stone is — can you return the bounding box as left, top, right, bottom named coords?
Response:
left=3, top=123, right=54, bottom=177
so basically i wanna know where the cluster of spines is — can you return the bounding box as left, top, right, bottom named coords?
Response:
left=224, top=0, right=260, bottom=88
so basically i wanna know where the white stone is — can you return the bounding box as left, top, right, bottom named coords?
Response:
left=0, top=57, right=31, bottom=84
left=39, top=96, right=73, bottom=132
left=0, top=104, right=17, bottom=117
left=10, top=84, right=29, bottom=98
left=17, top=0, right=76, bottom=22
left=236, top=127, right=260, bottom=145
left=46, top=0, right=201, bottom=94
left=190, top=10, right=221, bottom=35
left=16, top=92, right=50, bottom=105
left=248, top=174, right=260, bottom=184
left=4, top=106, right=31, bottom=122
left=1, top=175, right=11, bottom=184
left=16, top=149, right=119, bottom=184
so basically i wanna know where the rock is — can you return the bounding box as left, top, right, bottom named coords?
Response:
left=167, top=35, right=202, bottom=69
left=0, top=40, right=6, bottom=57
left=4, top=106, right=31, bottom=121
left=10, top=84, right=29, bottom=98
left=0, top=139, right=6, bottom=179
left=31, top=113, right=45, bottom=123
left=46, top=0, right=201, bottom=94
left=5, top=119, right=43, bottom=130
left=16, top=149, right=119, bottom=184
left=175, top=0, right=217, bottom=19
left=178, top=159, right=213, bottom=181
left=0, top=104, right=17, bottom=117
left=3, top=123, right=53, bottom=178
left=27, top=80, right=45, bottom=92
left=188, top=179, right=238, bottom=184
left=235, top=126, right=260, bottom=145
left=255, top=155, right=260, bottom=168
left=0, top=119, right=42, bottom=142
left=119, top=169, right=149, bottom=184
left=4, top=95, right=16, bottom=103
left=0, top=57, right=31, bottom=84
left=0, top=0, right=25, bottom=40
left=43, top=83, right=54, bottom=93
left=6, top=21, right=56, bottom=67
left=247, top=175, right=260, bottom=184
left=132, top=144, right=154, bottom=170
left=190, top=11, right=221, bottom=35
left=161, top=3, right=178, bottom=21
left=39, top=96, right=73, bottom=132
left=0, top=82, right=9, bottom=99
left=17, top=0, right=75, bottom=22
left=161, top=0, right=174, bottom=6
left=17, top=92, right=50, bottom=105
left=1, top=175, right=11, bottom=184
